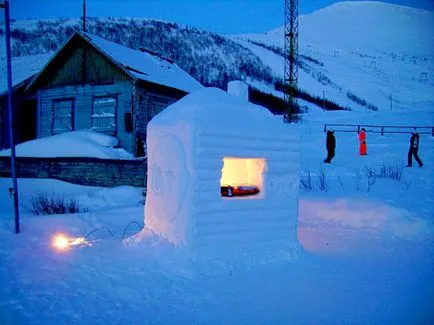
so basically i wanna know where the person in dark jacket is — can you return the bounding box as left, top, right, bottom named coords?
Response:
left=407, top=132, right=423, bottom=167
left=324, top=131, right=336, bottom=163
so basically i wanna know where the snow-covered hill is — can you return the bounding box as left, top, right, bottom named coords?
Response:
left=235, top=1, right=434, bottom=112
left=0, top=17, right=274, bottom=90
left=1, top=1, right=433, bottom=113
left=243, top=1, right=434, bottom=56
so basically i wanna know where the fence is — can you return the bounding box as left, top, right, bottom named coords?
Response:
left=0, top=156, right=147, bottom=188
left=324, top=124, right=434, bottom=136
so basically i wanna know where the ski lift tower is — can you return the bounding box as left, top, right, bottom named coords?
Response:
left=283, top=0, right=299, bottom=123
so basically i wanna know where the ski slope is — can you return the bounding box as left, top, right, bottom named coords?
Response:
left=235, top=1, right=434, bottom=112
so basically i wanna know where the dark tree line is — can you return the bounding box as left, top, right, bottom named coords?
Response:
left=7, top=17, right=276, bottom=90
left=4, top=17, right=358, bottom=113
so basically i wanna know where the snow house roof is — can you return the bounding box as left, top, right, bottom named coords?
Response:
left=26, top=31, right=202, bottom=93
left=150, top=87, right=290, bottom=136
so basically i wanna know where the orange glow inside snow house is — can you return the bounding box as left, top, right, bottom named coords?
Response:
left=220, top=157, right=266, bottom=197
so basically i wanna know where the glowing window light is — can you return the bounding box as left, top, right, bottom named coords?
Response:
left=220, top=157, right=266, bottom=198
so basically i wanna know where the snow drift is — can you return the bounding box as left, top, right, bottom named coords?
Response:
left=0, top=131, right=133, bottom=159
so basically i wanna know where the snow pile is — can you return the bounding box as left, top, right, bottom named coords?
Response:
left=141, top=87, right=300, bottom=265
left=299, top=198, right=434, bottom=241
left=0, top=130, right=133, bottom=159
left=79, top=186, right=143, bottom=211
left=227, top=80, right=249, bottom=100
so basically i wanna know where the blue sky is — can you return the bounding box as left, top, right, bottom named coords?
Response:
left=6, top=0, right=434, bottom=34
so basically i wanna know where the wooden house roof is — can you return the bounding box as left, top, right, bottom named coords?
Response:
left=27, top=31, right=203, bottom=93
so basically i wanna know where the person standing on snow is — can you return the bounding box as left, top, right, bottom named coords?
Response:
left=324, top=130, right=336, bottom=163
left=359, top=128, right=367, bottom=155
left=407, top=132, right=423, bottom=167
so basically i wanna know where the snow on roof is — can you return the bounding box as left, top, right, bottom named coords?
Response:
left=0, top=130, right=133, bottom=159
left=0, top=54, right=51, bottom=96
left=81, top=32, right=203, bottom=93
left=151, top=87, right=290, bottom=136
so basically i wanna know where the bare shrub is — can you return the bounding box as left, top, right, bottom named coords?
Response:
left=377, top=163, right=404, bottom=181
left=364, top=164, right=404, bottom=181
left=300, top=170, right=313, bottom=191
left=317, top=167, right=329, bottom=192
left=364, top=166, right=377, bottom=192
left=30, top=194, right=85, bottom=215
left=337, top=176, right=345, bottom=190
left=354, top=171, right=362, bottom=191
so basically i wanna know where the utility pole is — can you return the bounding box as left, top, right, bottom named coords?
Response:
left=1, top=0, right=20, bottom=233
left=322, top=90, right=325, bottom=111
left=283, top=0, right=299, bottom=123
left=82, top=0, right=87, bottom=32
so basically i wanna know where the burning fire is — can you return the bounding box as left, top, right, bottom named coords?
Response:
left=220, top=157, right=265, bottom=188
left=51, top=233, right=88, bottom=251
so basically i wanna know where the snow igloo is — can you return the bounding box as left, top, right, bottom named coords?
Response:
left=144, top=87, right=300, bottom=263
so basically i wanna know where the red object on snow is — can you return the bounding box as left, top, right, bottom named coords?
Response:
left=221, top=185, right=260, bottom=197
left=359, top=129, right=367, bottom=155
left=360, top=141, right=367, bottom=155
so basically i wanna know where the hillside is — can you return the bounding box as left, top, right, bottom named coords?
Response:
left=1, top=1, right=433, bottom=113
left=0, top=17, right=275, bottom=89
left=236, top=1, right=434, bottom=112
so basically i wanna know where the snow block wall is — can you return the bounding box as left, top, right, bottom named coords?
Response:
left=144, top=87, right=300, bottom=263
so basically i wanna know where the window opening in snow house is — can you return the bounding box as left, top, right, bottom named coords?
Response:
left=220, top=157, right=266, bottom=198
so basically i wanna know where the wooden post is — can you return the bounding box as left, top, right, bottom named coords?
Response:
left=322, top=90, right=325, bottom=111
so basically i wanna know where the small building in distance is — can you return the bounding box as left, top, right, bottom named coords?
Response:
left=26, top=31, right=202, bottom=156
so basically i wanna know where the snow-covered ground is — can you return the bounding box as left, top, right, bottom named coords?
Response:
left=0, top=106, right=433, bottom=324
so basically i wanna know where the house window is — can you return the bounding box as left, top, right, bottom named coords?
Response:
left=92, top=96, right=117, bottom=133
left=52, top=99, right=74, bottom=135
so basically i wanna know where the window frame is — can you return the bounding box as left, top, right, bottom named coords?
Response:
left=51, top=97, right=75, bottom=135
left=91, top=95, right=118, bottom=135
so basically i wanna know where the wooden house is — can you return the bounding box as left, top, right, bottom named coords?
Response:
left=26, top=31, right=203, bottom=156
